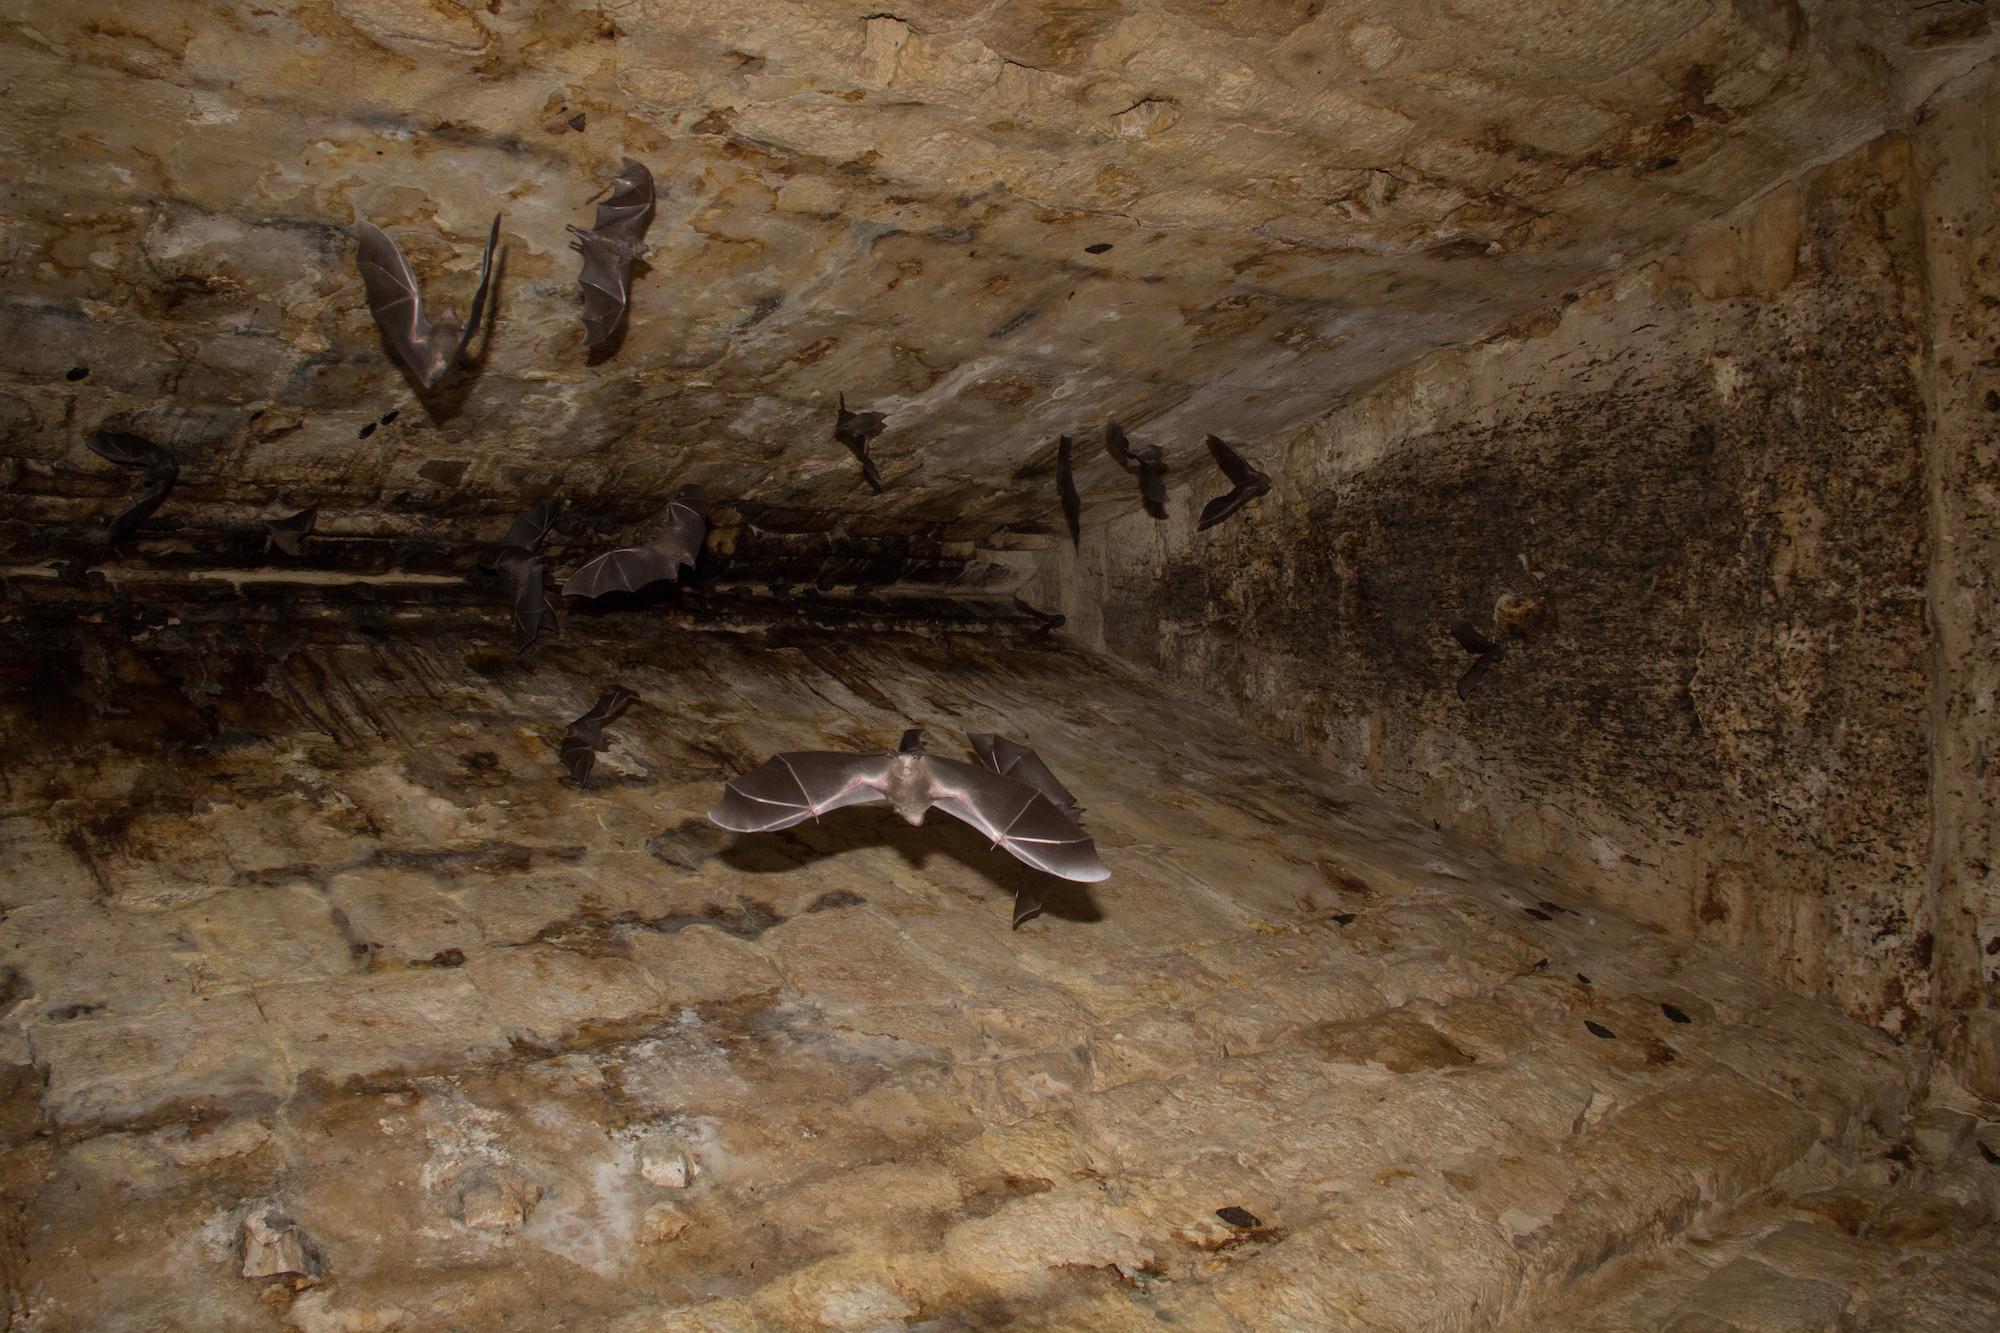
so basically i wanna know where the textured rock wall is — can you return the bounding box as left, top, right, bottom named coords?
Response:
left=1066, top=125, right=1950, bottom=1046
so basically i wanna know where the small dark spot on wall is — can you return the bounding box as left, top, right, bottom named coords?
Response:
left=1984, top=389, right=1998, bottom=412
left=1985, top=935, right=1999, bottom=956
left=807, top=890, right=866, bottom=912
left=1525, top=907, right=1552, bottom=921
left=48, top=1003, right=104, bottom=1021
left=1585, top=1020, right=1616, bottom=1039
left=65, top=366, right=88, bottom=381
left=1577, top=973, right=1592, bottom=985
left=380, top=409, right=399, bottom=425
left=419, top=459, right=469, bottom=486
left=415, top=948, right=466, bottom=968
left=358, top=423, right=376, bottom=439
left=1084, top=242, right=1113, bottom=254
left=1661, top=1002, right=1691, bottom=1023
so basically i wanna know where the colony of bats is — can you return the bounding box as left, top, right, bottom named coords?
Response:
left=61, top=151, right=1534, bottom=924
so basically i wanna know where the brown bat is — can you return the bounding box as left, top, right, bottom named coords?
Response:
left=835, top=394, right=887, bottom=492
left=1197, top=435, right=1271, bottom=529
left=355, top=214, right=500, bottom=390
left=1056, top=435, right=1081, bottom=546
left=265, top=505, right=317, bottom=557
left=85, top=431, right=179, bottom=546
left=1105, top=421, right=1167, bottom=519
left=569, top=158, right=655, bottom=348
left=560, top=687, right=638, bottom=783
left=477, top=499, right=560, bottom=652
left=1013, top=597, right=1066, bottom=645
left=563, top=485, right=708, bottom=598
left=1449, top=620, right=1504, bottom=698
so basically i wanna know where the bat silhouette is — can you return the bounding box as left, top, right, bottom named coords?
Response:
left=265, top=505, right=317, bottom=557
left=1197, top=435, right=1271, bottom=530
left=1449, top=620, right=1504, bottom=699
left=1105, top=421, right=1167, bottom=519
left=356, top=213, right=500, bottom=390
left=563, top=484, right=708, bottom=598
left=568, top=158, right=655, bottom=348
left=85, top=431, right=179, bottom=546
left=709, top=728, right=1109, bottom=885
left=560, top=686, right=638, bottom=783
left=477, top=499, right=560, bottom=651
left=1012, top=597, right=1066, bottom=645
left=1056, top=435, right=1081, bottom=546
left=835, top=393, right=886, bottom=492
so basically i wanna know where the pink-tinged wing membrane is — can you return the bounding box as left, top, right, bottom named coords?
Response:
left=966, top=734, right=1082, bottom=819
left=920, top=756, right=1108, bottom=882
left=356, top=221, right=435, bottom=378
left=709, top=752, right=892, bottom=832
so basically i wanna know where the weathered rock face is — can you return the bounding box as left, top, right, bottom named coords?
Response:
left=0, top=1, right=1994, bottom=559
left=1067, top=70, right=1999, bottom=1086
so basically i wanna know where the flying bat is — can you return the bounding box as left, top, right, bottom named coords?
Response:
left=563, top=484, right=708, bottom=598
left=265, top=505, right=317, bottom=557
left=569, top=158, right=655, bottom=349
left=835, top=393, right=887, bottom=492
left=968, top=733, right=1082, bottom=820
left=1056, top=435, right=1081, bottom=546
left=1197, top=435, right=1271, bottom=530
left=1012, top=597, right=1066, bottom=645
left=85, top=431, right=178, bottom=546
left=356, top=213, right=500, bottom=390
left=560, top=686, right=638, bottom=783
left=477, top=499, right=561, bottom=651
left=709, top=728, right=1109, bottom=885
left=1105, top=421, right=1167, bottom=519
left=1449, top=620, right=1504, bottom=699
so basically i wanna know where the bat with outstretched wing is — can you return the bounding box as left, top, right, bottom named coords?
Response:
left=1449, top=620, right=1504, bottom=699
left=356, top=214, right=500, bottom=389
left=563, top=484, right=708, bottom=598
left=1106, top=421, right=1167, bottom=519
left=709, top=728, right=1108, bottom=886
left=475, top=499, right=561, bottom=651
left=1197, top=435, right=1271, bottom=530
left=85, top=431, right=179, bottom=546
left=560, top=686, right=638, bottom=783
left=569, top=158, right=655, bottom=348
left=1056, top=435, right=1081, bottom=546
left=265, top=505, right=317, bottom=557
left=835, top=393, right=886, bottom=492
left=968, top=733, right=1082, bottom=820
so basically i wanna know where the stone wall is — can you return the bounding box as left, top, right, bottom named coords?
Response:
left=1064, top=94, right=1995, bottom=1068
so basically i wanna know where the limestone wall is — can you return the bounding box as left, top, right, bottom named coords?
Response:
left=1065, top=70, right=1998, bottom=1083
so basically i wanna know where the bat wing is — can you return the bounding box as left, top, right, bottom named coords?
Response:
left=86, top=431, right=167, bottom=469
left=1012, top=883, right=1048, bottom=929
left=1139, top=463, right=1168, bottom=520
left=1450, top=620, right=1497, bottom=655
left=500, top=499, right=559, bottom=552
left=266, top=505, right=317, bottom=557
left=563, top=538, right=689, bottom=598
left=496, top=552, right=557, bottom=651
left=1206, top=435, right=1256, bottom=486
left=1455, top=651, right=1499, bottom=700
left=574, top=686, right=638, bottom=731
left=1198, top=486, right=1249, bottom=530
left=356, top=221, right=438, bottom=382
left=921, top=756, right=1108, bottom=882
left=592, top=158, right=656, bottom=244
left=966, top=734, right=1082, bottom=819
left=708, top=751, right=892, bottom=832
left=570, top=226, right=634, bottom=348
left=559, top=733, right=598, bottom=783
left=451, top=214, right=502, bottom=367
left=856, top=446, right=882, bottom=493
left=1056, top=436, right=1081, bottom=545
left=1105, top=420, right=1135, bottom=466
left=105, top=469, right=176, bottom=545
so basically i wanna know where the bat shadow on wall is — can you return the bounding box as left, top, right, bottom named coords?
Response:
left=713, top=809, right=1105, bottom=926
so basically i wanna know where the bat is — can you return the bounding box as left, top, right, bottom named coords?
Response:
left=560, top=686, right=638, bottom=783
left=477, top=499, right=561, bottom=651
left=85, top=431, right=178, bottom=546
left=1105, top=421, right=1167, bottom=519
left=1056, top=435, right=1081, bottom=546
left=709, top=728, right=1109, bottom=885
left=1449, top=620, right=1504, bottom=699
left=1012, top=596, right=1065, bottom=645
left=356, top=213, right=501, bottom=390
left=568, top=158, right=655, bottom=348
left=1196, top=435, right=1271, bottom=530
left=835, top=393, right=886, bottom=492
left=265, top=505, right=317, bottom=557
left=563, top=484, right=708, bottom=598
left=968, top=733, right=1082, bottom=820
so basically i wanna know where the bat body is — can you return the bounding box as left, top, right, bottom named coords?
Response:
left=560, top=687, right=638, bottom=783
left=709, top=728, right=1109, bottom=886
left=356, top=214, right=501, bottom=390
left=1056, top=435, right=1081, bottom=546
left=478, top=500, right=561, bottom=651
left=968, top=733, right=1082, bottom=820
left=563, top=485, right=708, bottom=598
left=569, top=158, right=655, bottom=348
left=835, top=393, right=887, bottom=492
left=85, top=431, right=179, bottom=546
left=1197, top=435, right=1271, bottom=530
left=1106, top=421, right=1167, bottom=519
left=1449, top=620, right=1504, bottom=699
left=1012, top=597, right=1066, bottom=645
left=265, top=505, right=317, bottom=557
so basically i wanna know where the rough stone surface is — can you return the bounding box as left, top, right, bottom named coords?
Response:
left=0, top=1, right=1994, bottom=559
left=0, top=612, right=1940, bottom=1327
left=1066, top=109, right=1984, bottom=1058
